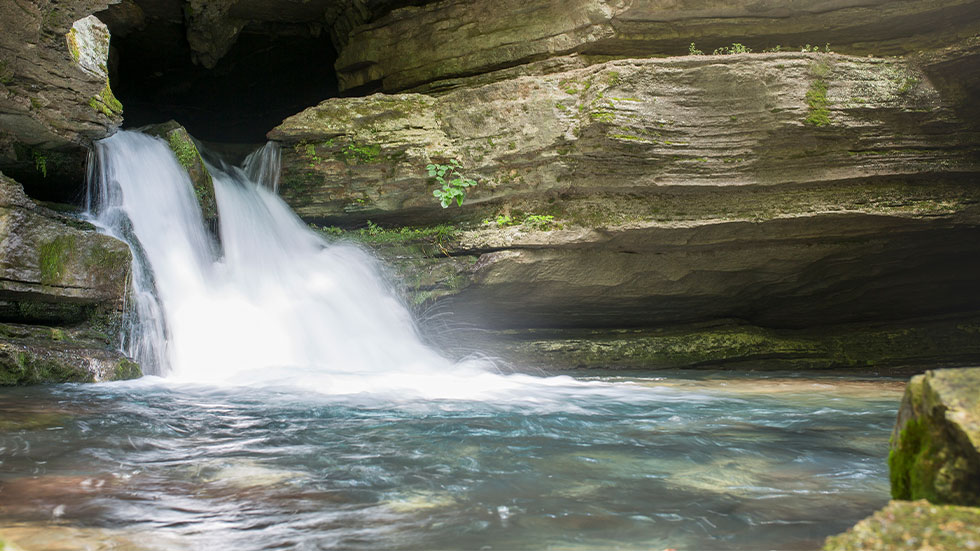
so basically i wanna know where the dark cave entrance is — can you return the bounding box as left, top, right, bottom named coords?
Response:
left=107, top=24, right=339, bottom=144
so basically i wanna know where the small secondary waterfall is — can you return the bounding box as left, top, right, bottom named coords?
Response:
left=87, top=131, right=512, bottom=396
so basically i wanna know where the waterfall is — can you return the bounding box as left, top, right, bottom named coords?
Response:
left=87, top=130, right=511, bottom=395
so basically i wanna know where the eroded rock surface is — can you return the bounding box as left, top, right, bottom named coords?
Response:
left=272, top=54, right=979, bottom=227
left=336, top=0, right=980, bottom=93
left=0, top=3, right=122, bottom=201
left=272, top=52, right=980, bottom=353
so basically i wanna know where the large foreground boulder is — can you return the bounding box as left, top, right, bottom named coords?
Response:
left=823, top=499, right=980, bottom=551
left=889, top=367, right=980, bottom=505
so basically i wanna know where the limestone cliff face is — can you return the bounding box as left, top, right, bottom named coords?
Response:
left=272, top=53, right=978, bottom=225
left=269, top=52, right=980, bottom=348
left=335, top=0, right=980, bottom=93
left=0, top=172, right=138, bottom=384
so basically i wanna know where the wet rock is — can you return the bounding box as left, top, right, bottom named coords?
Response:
left=0, top=173, right=130, bottom=318
left=0, top=324, right=140, bottom=385
left=889, top=368, right=980, bottom=505
left=143, top=121, right=217, bottom=221
left=0, top=172, right=137, bottom=384
left=823, top=499, right=980, bottom=551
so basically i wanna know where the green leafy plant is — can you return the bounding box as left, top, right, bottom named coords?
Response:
left=33, top=151, right=47, bottom=178
left=485, top=214, right=517, bottom=227
left=713, top=43, right=752, bottom=55
left=800, top=43, right=832, bottom=53
left=427, top=159, right=477, bottom=208
left=689, top=43, right=704, bottom=55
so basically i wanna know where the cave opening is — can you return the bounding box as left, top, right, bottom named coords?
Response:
left=106, top=21, right=339, bottom=145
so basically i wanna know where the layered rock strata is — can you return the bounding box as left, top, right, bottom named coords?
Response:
left=271, top=52, right=980, bottom=369
left=0, top=172, right=138, bottom=384
left=336, top=0, right=980, bottom=93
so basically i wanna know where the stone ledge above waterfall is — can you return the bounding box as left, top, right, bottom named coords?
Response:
left=270, top=53, right=980, bottom=227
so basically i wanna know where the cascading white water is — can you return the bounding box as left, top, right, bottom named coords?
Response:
left=87, top=130, right=591, bottom=400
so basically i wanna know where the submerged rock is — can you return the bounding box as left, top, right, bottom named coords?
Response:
left=823, top=499, right=980, bottom=551
left=889, top=367, right=980, bottom=506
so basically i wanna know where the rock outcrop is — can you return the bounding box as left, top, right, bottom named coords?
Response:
left=271, top=51, right=980, bottom=369
left=0, top=172, right=138, bottom=384
left=889, top=367, right=980, bottom=506
left=272, top=53, right=979, bottom=227
left=0, top=2, right=122, bottom=200
left=335, top=0, right=980, bottom=93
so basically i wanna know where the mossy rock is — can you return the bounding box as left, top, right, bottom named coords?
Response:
left=0, top=338, right=141, bottom=385
left=823, top=500, right=980, bottom=551
left=889, top=368, right=980, bottom=505
left=144, top=121, right=217, bottom=221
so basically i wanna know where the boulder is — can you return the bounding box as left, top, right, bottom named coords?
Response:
left=0, top=322, right=140, bottom=385
left=0, top=172, right=130, bottom=322
left=889, top=367, right=980, bottom=505
left=823, top=500, right=980, bottom=551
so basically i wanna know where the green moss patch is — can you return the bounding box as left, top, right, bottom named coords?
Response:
left=65, top=28, right=80, bottom=62
left=88, top=82, right=123, bottom=117
left=889, top=416, right=943, bottom=502
left=0, top=345, right=89, bottom=385
left=38, top=235, right=76, bottom=285
left=168, top=131, right=199, bottom=169
left=805, top=80, right=831, bottom=127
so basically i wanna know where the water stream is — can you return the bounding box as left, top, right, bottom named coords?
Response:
left=0, top=132, right=903, bottom=550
